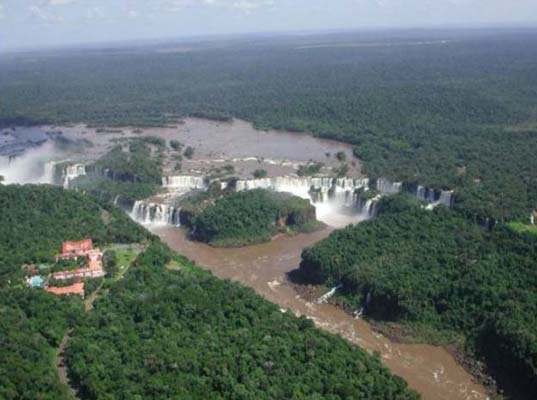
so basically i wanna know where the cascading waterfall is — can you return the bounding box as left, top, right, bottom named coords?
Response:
left=62, top=163, right=86, bottom=188
left=236, top=176, right=370, bottom=206
left=130, top=201, right=181, bottom=226
left=415, top=185, right=454, bottom=209
left=40, top=161, right=57, bottom=184
left=235, top=176, right=372, bottom=227
left=138, top=174, right=455, bottom=228
left=376, top=178, right=403, bottom=194
left=437, top=190, right=454, bottom=207
left=415, top=185, right=437, bottom=203
left=39, top=161, right=87, bottom=187
left=162, top=175, right=206, bottom=190
left=354, top=194, right=382, bottom=218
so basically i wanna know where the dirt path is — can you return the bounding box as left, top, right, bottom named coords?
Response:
left=56, top=330, right=79, bottom=400
left=55, top=244, right=142, bottom=395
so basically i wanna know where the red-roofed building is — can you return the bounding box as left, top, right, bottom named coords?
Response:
left=46, top=282, right=85, bottom=298
left=53, top=239, right=105, bottom=281
left=59, top=239, right=94, bottom=259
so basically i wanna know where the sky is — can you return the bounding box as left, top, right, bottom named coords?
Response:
left=1, top=0, right=537, bottom=51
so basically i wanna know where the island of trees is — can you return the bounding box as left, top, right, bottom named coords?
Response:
left=180, top=188, right=320, bottom=247
left=71, top=136, right=165, bottom=204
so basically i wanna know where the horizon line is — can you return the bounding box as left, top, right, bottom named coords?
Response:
left=2, top=22, right=537, bottom=55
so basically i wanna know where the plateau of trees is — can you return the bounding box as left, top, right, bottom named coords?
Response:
left=65, top=241, right=418, bottom=400
left=71, top=137, right=165, bottom=202
left=185, top=189, right=320, bottom=247
left=300, top=195, right=537, bottom=397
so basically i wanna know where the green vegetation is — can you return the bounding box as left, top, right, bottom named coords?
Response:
left=189, top=189, right=320, bottom=247
left=0, top=185, right=149, bottom=282
left=0, top=184, right=150, bottom=399
left=169, top=139, right=183, bottom=151
left=507, top=221, right=537, bottom=237
left=71, top=137, right=165, bottom=202
left=93, top=138, right=163, bottom=184
left=253, top=169, right=268, bottom=179
left=300, top=195, right=537, bottom=396
left=66, top=242, right=418, bottom=400
left=335, top=151, right=347, bottom=162
left=297, top=162, right=323, bottom=177
left=183, top=145, right=195, bottom=159
left=0, top=289, right=82, bottom=400
left=1, top=30, right=536, bottom=220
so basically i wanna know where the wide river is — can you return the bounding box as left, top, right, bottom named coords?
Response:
left=154, top=226, right=489, bottom=400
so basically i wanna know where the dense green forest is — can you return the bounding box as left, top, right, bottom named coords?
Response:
left=71, top=137, right=165, bottom=202
left=1, top=30, right=537, bottom=220
left=183, top=189, right=319, bottom=247
left=0, top=290, right=81, bottom=400
left=0, top=184, right=149, bottom=282
left=0, top=184, right=149, bottom=399
left=300, top=195, right=537, bottom=397
left=66, top=241, right=418, bottom=400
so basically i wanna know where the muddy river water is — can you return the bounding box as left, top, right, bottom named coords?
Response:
left=154, top=226, right=489, bottom=400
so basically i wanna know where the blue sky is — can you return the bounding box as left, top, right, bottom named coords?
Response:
left=1, top=0, right=537, bottom=51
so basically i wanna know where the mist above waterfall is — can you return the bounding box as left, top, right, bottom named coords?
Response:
left=0, top=142, right=61, bottom=184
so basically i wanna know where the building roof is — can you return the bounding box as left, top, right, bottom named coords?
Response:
left=46, top=282, right=85, bottom=297
left=61, top=239, right=93, bottom=255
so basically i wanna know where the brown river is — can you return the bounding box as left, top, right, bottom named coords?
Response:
left=153, top=226, right=489, bottom=400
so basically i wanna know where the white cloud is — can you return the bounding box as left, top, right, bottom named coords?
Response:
left=232, top=0, right=275, bottom=13
left=162, top=0, right=276, bottom=13
left=28, top=5, right=64, bottom=22
left=47, top=0, right=78, bottom=5
left=85, top=6, right=105, bottom=20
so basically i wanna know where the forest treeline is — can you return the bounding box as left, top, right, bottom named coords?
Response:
left=66, top=241, right=418, bottom=400
left=1, top=30, right=537, bottom=220
left=300, top=195, right=537, bottom=397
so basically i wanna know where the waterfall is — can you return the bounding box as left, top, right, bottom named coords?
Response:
left=162, top=175, right=206, bottom=190
left=40, top=161, right=57, bottom=184
left=437, top=190, right=454, bottom=208
left=355, top=195, right=381, bottom=218
left=376, top=178, right=402, bottom=194
left=316, top=284, right=343, bottom=304
left=415, top=185, right=437, bottom=202
left=418, top=186, right=454, bottom=209
left=235, top=176, right=370, bottom=208
left=62, top=163, right=86, bottom=188
left=130, top=201, right=181, bottom=226
left=38, top=161, right=86, bottom=187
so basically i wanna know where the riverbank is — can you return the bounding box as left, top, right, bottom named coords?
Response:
left=153, top=225, right=489, bottom=400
